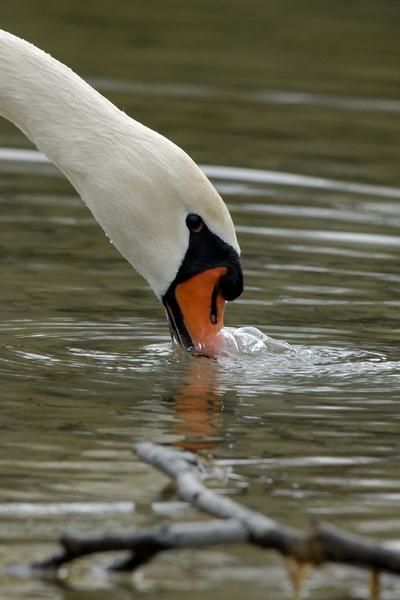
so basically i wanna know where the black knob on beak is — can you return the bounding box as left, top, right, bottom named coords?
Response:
left=220, top=256, right=243, bottom=301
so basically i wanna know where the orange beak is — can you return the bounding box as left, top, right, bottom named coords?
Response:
left=167, top=266, right=227, bottom=353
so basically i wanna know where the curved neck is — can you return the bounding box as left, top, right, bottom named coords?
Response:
left=0, top=30, right=238, bottom=299
left=0, top=30, right=184, bottom=296
left=0, top=30, right=131, bottom=190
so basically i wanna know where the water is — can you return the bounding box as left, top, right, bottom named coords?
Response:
left=1, top=1, right=400, bottom=598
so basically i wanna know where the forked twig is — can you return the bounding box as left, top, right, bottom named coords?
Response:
left=28, top=442, right=399, bottom=600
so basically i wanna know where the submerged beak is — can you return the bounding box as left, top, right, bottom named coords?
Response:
left=165, top=266, right=228, bottom=353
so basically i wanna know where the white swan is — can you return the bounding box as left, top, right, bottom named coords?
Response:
left=0, top=30, right=243, bottom=353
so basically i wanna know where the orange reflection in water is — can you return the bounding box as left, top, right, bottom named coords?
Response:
left=173, top=356, right=223, bottom=451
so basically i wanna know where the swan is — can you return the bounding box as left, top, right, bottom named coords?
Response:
left=0, top=30, right=243, bottom=353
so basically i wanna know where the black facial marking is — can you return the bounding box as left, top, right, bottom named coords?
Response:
left=165, top=298, right=193, bottom=350
left=162, top=218, right=243, bottom=349
left=210, top=284, right=220, bottom=325
left=170, top=220, right=242, bottom=291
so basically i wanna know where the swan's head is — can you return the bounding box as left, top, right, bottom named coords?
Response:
left=161, top=209, right=243, bottom=353
left=75, top=122, right=243, bottom=353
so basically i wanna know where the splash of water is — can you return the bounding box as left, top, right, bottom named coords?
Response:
left=216, top=326, right=298, bottom=356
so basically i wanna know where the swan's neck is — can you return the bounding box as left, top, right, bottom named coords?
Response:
left=0, top=31, right=131, bottom=191
left=0, top=30, right=238, bottom=298
left=0, top=30, right=189, bottom=295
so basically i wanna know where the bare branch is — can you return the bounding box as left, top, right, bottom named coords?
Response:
left=26, top=440, right=400, bottom=597
left=309, top=521, right=400, bottom=573
left=135, top=442, right=400, bottom=575
left=31, top=519, right=247, bottom=572
left=135, top=442, right=302, bottom=555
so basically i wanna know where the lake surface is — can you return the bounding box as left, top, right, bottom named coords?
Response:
left=1, top=1, right=400, bottom=598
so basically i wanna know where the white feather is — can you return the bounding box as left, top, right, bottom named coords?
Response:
left=0, top=30, right=240, bottom=298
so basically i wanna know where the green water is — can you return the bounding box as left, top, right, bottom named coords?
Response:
left=1, top=1, right=400, bottom=598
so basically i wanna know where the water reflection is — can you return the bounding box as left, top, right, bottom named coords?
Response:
left=170, top=356, right=223, bottom=450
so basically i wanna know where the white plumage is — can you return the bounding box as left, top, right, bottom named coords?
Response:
left=0, top=29, right=239, bottom=298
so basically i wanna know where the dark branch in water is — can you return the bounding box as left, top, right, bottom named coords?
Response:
left=135, top=443, right=400, bottom=574
left=33, top=519, right=248, bottom=571
left=29, top=442, right=400, bottom=598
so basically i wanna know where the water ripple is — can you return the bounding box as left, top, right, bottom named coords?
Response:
left=88, top=77, right=400, bottom=114
left=2, top=147, right=400, bottom=199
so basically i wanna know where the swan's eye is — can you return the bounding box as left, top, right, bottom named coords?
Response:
left=186, top=213, right=204, bottom=233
